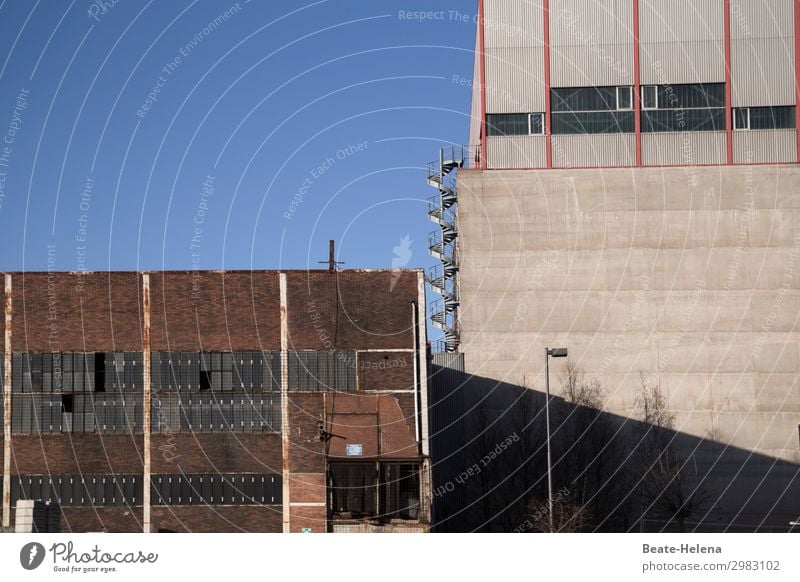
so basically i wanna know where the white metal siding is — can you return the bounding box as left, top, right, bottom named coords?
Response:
left=733, top=129, right=797, bottom=163
left=642, top=131, right=726, bottom=165
left=730, top=0, right=795, bottom=107
left=552, top=134, right=635, bottom=167
left=486, top=135, right=547, bottom=168
left=485, top=0, right=545, bottom=113
left=484, top=0, right=543, bottom=48
left=549, top=0, right=633, bottom=87
left=485, top=47, right=546, bottom=112
left=639, top=0, right=725, bottom=85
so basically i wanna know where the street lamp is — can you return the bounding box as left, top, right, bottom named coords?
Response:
left=545, top=346, right=568, bottom=533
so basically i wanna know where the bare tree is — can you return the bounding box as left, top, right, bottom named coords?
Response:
left=526, top=491, right=593, bottom=533
left=636, top=375, right=710, bottom=532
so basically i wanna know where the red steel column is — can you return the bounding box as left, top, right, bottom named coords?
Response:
left=479, top=0, right=488, bottom=169
left=544, top=0, right=553, bottom=168
left=795, top=0, right=800, bottom=161
left=633, top=0, right=642, bottom=166
left=724, top=0, right=734, bottom=164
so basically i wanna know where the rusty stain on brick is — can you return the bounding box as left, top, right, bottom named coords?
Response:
left=3, top=274, right=11, bottom=528
left=141, top=273, right=151, bottom=533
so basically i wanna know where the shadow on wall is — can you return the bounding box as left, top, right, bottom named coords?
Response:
left=428, top=354, right=800, bottom=533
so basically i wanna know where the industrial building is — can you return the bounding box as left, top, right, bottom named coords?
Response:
left=1, top=269, right=431, bottom=533
left=427, top=0, right=800, bottom=531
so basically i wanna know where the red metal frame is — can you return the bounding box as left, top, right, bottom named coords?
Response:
left=479, top=0, right=488, bottom=169
left=544, top=0, right=553, bottom=168
left=461, top=160, right=795, bottom=172
left=724, top=0, right=734, bottom=164
left=633, top=0, right=642, bottom=166
left=795, top=0, right=800, bottom=162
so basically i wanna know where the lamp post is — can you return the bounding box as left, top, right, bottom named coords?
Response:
left=545, top=346, right=568, bottom=533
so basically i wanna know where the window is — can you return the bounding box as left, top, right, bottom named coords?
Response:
left=486, top=113, right=546, bottom=136
left=551, top=111, right=635, bottom=134
left=151, top=392, right=280, bottom=434
left=380, top=463, right=421, bottom=520
left=151, top=351, right=280, bottom=392
left=617, top=86, right=633, bottom=110
left=551, top=86, right=635, bottom=134
left=329, top=463, right=378, bottom=518
left=641, top=85, right=657, bottom=110
left=10, top=352, right=145, bottom=434
left=150, top=474, right=281, bottom=505
left=288, top=351, right=356, bottom=391
left=528, top=113, right=544, bottom=135
left=329, top=462, right=422, bottom=522
left=12, top=475, right=143, bottom=507
left=735, top=106, right=796, bottom=130
left=641, top=83, right=726, bottom=132
left=642, top=108, right=726, bottom=132
left=734, top=108, right=750, bottom=130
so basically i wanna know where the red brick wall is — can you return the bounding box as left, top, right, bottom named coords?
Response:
left=151, top=505, right=282, bottom=532
left=148, top=271, right=281, bottom=351
left=12, top=272, right=143, bottom=351
left=11, top=435, right=144, bottom=475
left=290, top=473, right=325, bottom=501
left=150, top=434, right=282, bottom=474
left=289, top=505, right=326, bottom=533
left=287, top=394, right=326, bottom=474
left=286, top=271, right=418, bottom=350
left=357, top=350, right=415, bottom=391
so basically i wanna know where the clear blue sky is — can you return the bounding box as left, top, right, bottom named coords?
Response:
left=0, top=0, right=476, bottom=277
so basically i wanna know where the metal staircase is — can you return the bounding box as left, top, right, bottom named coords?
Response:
left=426, top=147, right=464, bottom=353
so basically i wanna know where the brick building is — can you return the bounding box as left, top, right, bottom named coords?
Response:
left=0, top=269, right=430, bottom=533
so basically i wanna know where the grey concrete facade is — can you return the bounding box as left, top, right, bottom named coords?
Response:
left=455, top=163, right=800, bottom=529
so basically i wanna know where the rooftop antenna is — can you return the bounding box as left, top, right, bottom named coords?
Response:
left=319, top=239, right=345, bottom=272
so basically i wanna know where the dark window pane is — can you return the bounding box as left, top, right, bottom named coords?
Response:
left=617, top=87, right=632, bottom=110
left=529, top=113, right=544, bottom=134
left=551, top=86, right=617, bottom=112
left=551, top=111, right=634, bottom=134
left=657, top=83, right=725, bottom=109
left=749, top=106, right=796, bottom=130
left=642, top=108, right=725, bottom=132
left=486, top=113, right=529, bottom=136
left=329, top=463, right=377, bottom=518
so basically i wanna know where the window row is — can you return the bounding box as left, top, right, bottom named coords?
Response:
left=151, top=394, right=281, bottom=433
left=10, top=393, right=282, bottom=434
left=11, top=475, right=143, bottom=506
left=488, top=84, right=794, bottom=136
left=329, top=462, right=421, bottom=521
left=10, top=350, right=359, bottom=393
left=151, top=351, right=281, bottom=392
left=11, top=394, right=144, bottom=434
left=10, top=473, right=281, bottom=506
left=12, top=352, right=144, bottom=393
left=151, top=474, right=281, bottom=505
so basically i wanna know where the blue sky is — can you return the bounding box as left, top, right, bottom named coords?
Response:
left=0, top=0, right=476, bottom=277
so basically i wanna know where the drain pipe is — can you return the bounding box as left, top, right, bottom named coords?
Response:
left=411, top=301, right=422, bottom=451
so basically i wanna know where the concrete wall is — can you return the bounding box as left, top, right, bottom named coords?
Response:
left=456, top=164, right=800, bottom=529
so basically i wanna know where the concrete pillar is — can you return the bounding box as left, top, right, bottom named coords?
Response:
left=141, top=273, right=151, bottom=533
left=2, top=274, right=11, bottom=528
left=279, top=272, right=290, bottom=532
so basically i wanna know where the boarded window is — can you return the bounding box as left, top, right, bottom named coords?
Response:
left=287, top=351, right=356, bottom=392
